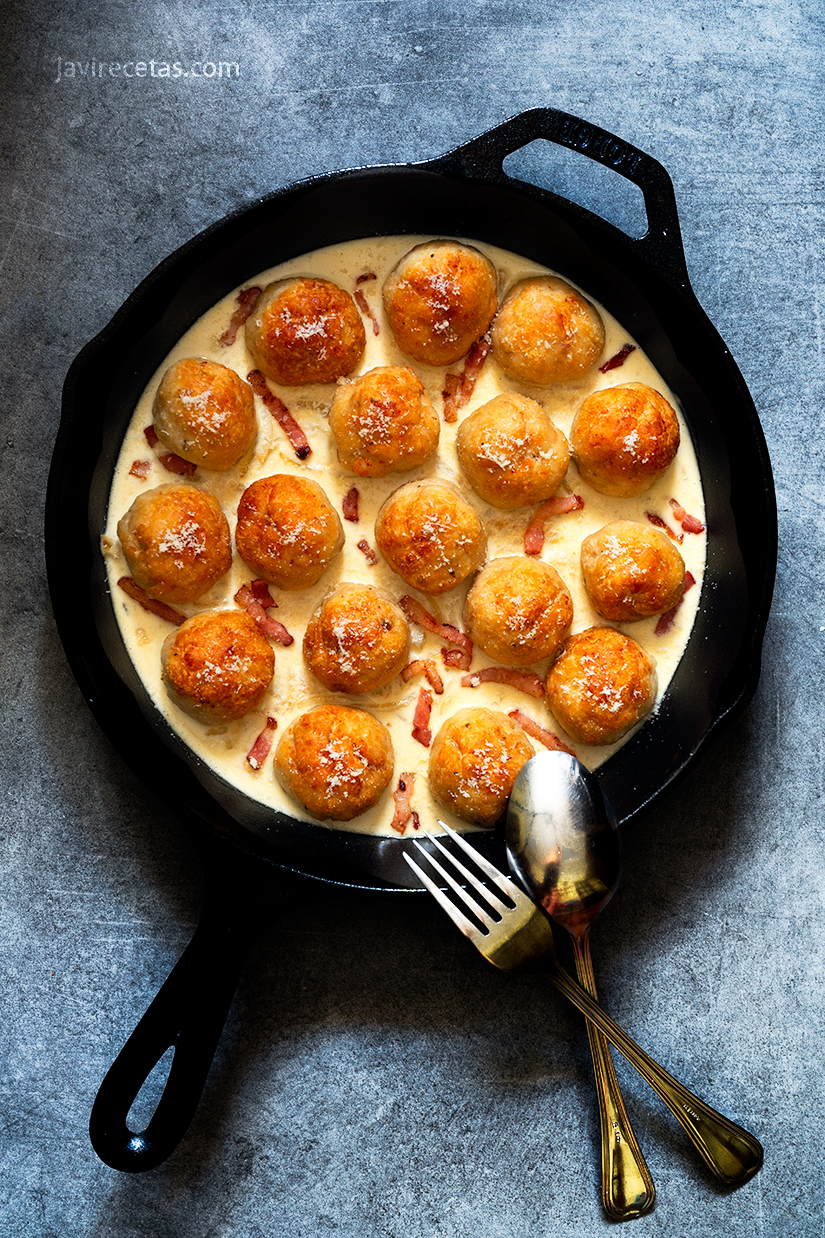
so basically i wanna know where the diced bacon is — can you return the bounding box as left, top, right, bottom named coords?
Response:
left=442, top=335, right=491, bottom=422
left=219, top=285, right=262, bottom=347
left=356, top=272, right=377, bottom=286
left=353, top=288, right=380, bottom=337
left=144, top=425, right=159, bottom=448
left=129, top=459, right=151, bottom=479
left=599, top=342, right=636, bottom=373
left=524, top=494, right=585, bottom=555
left=461, top=667, right=545, bottom=699
left=342, top=486, right=360, bottom=522
left=390, top=771, right=416, bottom=834
left=508, top=709, right=576, bottom=755
left=246, top=716, right=277, bottom=771
left=250, top=578, right=277, bottom=608
left=645, top=510, right=683, bottom=544
left=441, top=646, right=472, bottom=671
left=234, top=583, right=294, bottom=645
left=401, top=658, right=444, bottom=695
left=357, top=538, right=378, bottom=565
left=668, top=497, right=706, bottom=534
left=412, top=688, right=433, bottom=747
left=655, top=570, right=697, bottom=635
left=669, top=497, right=687, bottom=522
left=247, top=369, right=311, bottom=459
left=398, top=595, right=474, bottom=665
left=117, top=577, right=186, bottom=625
left=142, top=423, right=196, bottom=475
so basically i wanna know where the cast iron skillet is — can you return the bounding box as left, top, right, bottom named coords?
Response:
left=47, top=107, right=776, bottom=1173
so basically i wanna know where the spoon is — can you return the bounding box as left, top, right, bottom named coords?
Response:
left=506, top=748, right=655, bottom=1221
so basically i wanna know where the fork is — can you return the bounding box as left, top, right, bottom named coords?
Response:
left=405, top=822, right=763, bottom=1189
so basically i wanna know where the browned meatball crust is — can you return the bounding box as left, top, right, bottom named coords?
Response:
left=152, top=357, right=257, bottom=470
left=161, top=610, right=275, bottom=723
left=275, top=704, right=394, bottom=821
left=328, top=365, right=440, bottom=477
left=117, top=483, right=232, bottom=604
left=235, top=474, right=344, bottom=590
left=463, top=557, right=574, bottom=667
left=374, top=479, right=487, bottom=594
left=491, top=275, right=605, bottom=385
left=245, top=277, right=366, bottom=386
left=303, top=583, right=410, bottom=693
left=456, top=392, right=570, bottom=509
left=545, top=626, right=657, bottom=746
left=570, top=383, right=681, bottom=496
left=580, top=521, right=685, bottom=622
left=428, top=707, right=534, bottom=825
left=382, top=240, right=498, bottom=366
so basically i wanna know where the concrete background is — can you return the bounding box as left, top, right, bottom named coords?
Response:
left=1, top=1, right=822, bottom=1234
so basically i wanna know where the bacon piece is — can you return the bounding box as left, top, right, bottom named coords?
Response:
left=655, top=570, right=697, bottom=635
left=356, top=538, right=378, bottom=565
left=524, top=494, right=585, bottom=555
left=645, top=510, right=683, bottom=544
left=441, top=646, right=472, bottom=671
left=442, top=335, right=491, bottom=422
left=390, top=771, right=417, bottom=834
left=599, top=342, right=636, bottom=373
left=356, top=272, right=377, bottom=286
left=508, top=709, right=576, bottom=755
left=144, top=425, right=159, bottom=448
left=129, top=459, right=151, bottom=480
left=401, top=658, right=445, bottom=695
left=398, top=595, right=474, bottom=668
left=353, top=288, right=380, bottom=337
left=461, top=667, right=545, bottom=699
left=247, top=369, right=311, bottom=460
left=669, top=497, right=705, bottom=534
left=142, top=424, right=196, bottom=476
left=250, top=578, right=278, bottom=608
left=412, top=688, right=433, bottom=747
left=234, top=583, right=294, bottom=645
left=219, top=285, right=262, bottom=347
left=117, top=577, right=186, bottom=625
left=246, top=716, right=277, bottom=771
left=342, top=486, right=360, bottom=522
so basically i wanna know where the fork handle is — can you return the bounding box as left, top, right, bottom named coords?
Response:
left=547, top=961, right=763, bottom=1187
left=571, top=935, right=656, bottom=1220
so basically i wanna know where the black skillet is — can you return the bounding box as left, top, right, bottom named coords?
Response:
left=46, top=107, right=776, bottom=1173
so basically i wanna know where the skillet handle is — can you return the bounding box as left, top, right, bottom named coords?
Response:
left=438, top=107, right=691, bottom=291
left=89, top=859, right=293, bottom=1172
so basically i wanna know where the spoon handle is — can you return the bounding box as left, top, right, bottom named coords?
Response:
left=548, top=960, right=763, bottom=1186
left=571, top=934, right=656, bottom=1220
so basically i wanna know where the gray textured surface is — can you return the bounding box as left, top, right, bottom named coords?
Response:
left=1, top=1, right=822, bottom=1234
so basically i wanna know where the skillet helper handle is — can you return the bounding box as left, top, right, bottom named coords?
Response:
left=89, top=869, right=269, bottom=1172
left=441, top=107, right=691, bottom=291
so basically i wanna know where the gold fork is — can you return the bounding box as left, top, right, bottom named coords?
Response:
left=405, top=822, right=763, bottom=1189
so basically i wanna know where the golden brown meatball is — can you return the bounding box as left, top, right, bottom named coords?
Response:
left=428, top=707, right=534, bottom=825
left=374, top=479, right=487, bottom=594
left=235, top=474, right=344, bottom=590
left=303, top=583, right=410, bottom=693
left=463, top=557, right=574, bottom=667
left=117, top=483, right=232, bottom=604
left=275, top=704, right=394, bottom=821
left=570, top=383, right=680, bottom=496
left=545, top=626, right=657, bottom=746
left=455, top=392, right=570, bottom=509
left=328, top=365, right=440, bottom=478
left=491, top=275, right=605, bottom=385
left=152, top=357, right=257, bottom=470
left=382, top=240, right=498, bottom=366
left=580, top=521, right=685, bottom=622
left=161, top=610, right=275, bottom=723
left=245, top=277, right=366, bottom=386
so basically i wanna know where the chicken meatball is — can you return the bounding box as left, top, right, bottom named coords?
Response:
left=303, top=583, right=410, bottom=693
left=570, top=383, right=680, bottom=497
left=161, top=610, right=275, bottom=724
left=152, top=357, right=257, bottom=470
left=245, top=277, right=366, bottom=386
left=491, top=275, right=605, bottom=385
left=545, top=626, right=657, bottom=746
left=275, top=704, right=394, bottom=821
left=117, top=483, right=232, bottom=604
left=382, top=240, right=498, bottom=366
left=456, top=392, right=570, bottom=509
left=328, top=365, right=440, bottom=477
left=374, top=479, right=487, bottom=595
left=580, top=521, right=686, bottom=622
left=428, top=707, right=534, bottom=826
left=235, top=474, right=344, bottom=590
left=464, top=557, right=574, bottom=667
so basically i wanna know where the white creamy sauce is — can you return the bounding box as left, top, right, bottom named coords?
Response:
left=101, top=235, right=706, bottom=837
